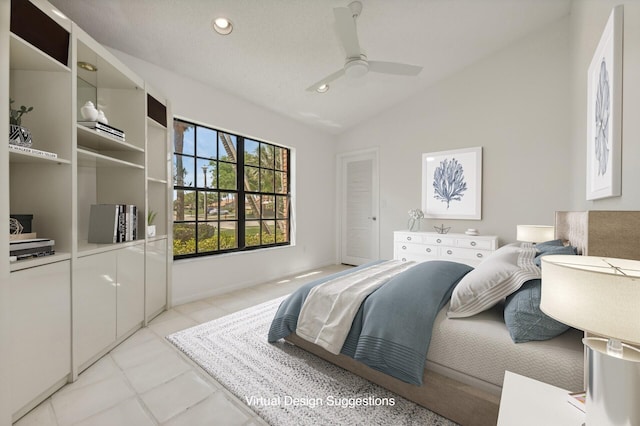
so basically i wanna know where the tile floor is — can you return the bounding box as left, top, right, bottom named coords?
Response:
left=15, top=264, right=351, bottom=426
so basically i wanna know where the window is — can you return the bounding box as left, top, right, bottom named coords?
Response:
left=172, top=119, right=291, bottom=259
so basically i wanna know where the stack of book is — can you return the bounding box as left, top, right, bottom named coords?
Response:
left=88, top=204, right=138, bottom=244
left=78, top=121, right=126, bottom=141
left=10, top=238, right=55, bottom=261
left=8, top=144, right=58, bottom=159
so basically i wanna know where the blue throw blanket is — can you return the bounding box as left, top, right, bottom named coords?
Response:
left=268, top=260, right=472, bottom=385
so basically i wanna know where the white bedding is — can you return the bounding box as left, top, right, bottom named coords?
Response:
left=426, top=302, right=585, bottom=395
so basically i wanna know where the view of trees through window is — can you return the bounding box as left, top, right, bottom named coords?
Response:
left=173, top=119, right=291, bottom=258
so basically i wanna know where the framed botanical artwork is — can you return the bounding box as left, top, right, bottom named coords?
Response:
left=586, top=5, right=623, bottom=200
left=422, top=146, right=482, bottom=220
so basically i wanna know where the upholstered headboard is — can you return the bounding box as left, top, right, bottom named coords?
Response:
left=555, top=211, right=640, bottom=260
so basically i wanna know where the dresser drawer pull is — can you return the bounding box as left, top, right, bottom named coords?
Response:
left=437, top=238, right=442, bottom=243
left=402, top=258, right=407, bottom=262
left=446, top=250, right=453, bottom=255
left=402, top=245, right=407, bottom=250
left=471, top=241, right=477, bottom=247
left=407, top=236, right=412, bottom=241
left=476, top=253, right=483, bottom=258
left=426, top=248, right=431, bottom=253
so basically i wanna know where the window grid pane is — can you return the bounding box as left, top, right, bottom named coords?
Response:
left=173, top=119, right=290, bottom=259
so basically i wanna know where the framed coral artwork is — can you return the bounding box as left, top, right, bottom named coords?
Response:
left=586, top=5, right=623, bottom=200
left=422, top=147, right=482, bottom=220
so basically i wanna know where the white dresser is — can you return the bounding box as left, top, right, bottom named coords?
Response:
left=393, top=231, right=498, bottom=267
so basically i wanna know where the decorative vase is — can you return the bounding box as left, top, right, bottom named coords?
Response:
left=147, top=225, right=156, bottom=238
left=96, top=110, right=108, bottom=124
left=408, top=218, right=420, bottom=232
left=9, top=124, right=33, bottom=147
left=80, top=101, right=99, bottom=121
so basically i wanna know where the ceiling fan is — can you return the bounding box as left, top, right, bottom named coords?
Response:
left=307, top=1, right=423, bottom=92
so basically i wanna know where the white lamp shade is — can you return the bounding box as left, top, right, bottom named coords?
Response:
left=540, top=255, right=640, bottom=346
left=516, top=225, right=555, bottom=243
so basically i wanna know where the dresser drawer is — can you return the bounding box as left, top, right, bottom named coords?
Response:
left=394, top=242, right=439, bottom=259
left=441, top=246, right=492, bottom=262
left=395, top=232, right=422, bottom=244
left=424, top=235, right=455, bottom=246
left=455, top=238, right=494, bottom=250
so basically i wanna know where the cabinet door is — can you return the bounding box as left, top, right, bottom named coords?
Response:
left=146, top=238, right=167, bottom=321
left=116, top=244, right=145, bottom=338
left=10, top=261, right=71, bottom=414
left=75, top=251, right=117, bottom=367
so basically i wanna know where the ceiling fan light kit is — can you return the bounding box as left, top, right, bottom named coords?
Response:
left=306, top=1, right=422, bottom=92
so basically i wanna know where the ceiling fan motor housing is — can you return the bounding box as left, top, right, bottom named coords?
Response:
left=345, top=58, right=369, bottom=78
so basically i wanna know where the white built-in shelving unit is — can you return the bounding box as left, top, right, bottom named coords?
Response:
left=1, top=1, right=172, bottom=421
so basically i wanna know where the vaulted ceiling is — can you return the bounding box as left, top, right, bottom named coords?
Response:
left=48, top=0, right=571, bottom=134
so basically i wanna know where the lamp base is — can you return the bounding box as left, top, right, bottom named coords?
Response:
left=584, top=337, right=640, bottom=425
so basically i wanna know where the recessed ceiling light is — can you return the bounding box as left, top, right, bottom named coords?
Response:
left=78, top=61, right=98, bottom=72
left=212, top=17, right=233, bottom=35
left=316, top=84, right=329, bottom=93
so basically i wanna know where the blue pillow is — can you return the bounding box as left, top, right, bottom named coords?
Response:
left=504, top=279, right=570, bottom=343
left=534, top=245, right=577, bottom=267
left=534, top=239, right=565, bottom=253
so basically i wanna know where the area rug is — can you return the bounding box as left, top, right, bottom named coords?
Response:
left=167, top=296, right=457, bottom=426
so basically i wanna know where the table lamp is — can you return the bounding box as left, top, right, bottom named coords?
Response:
left=540, top=255, right=640, bottom=426
left=516, top=225, right=555, bottom=243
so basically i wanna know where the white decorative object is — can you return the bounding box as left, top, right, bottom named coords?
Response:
left=407, top=208, right=424, bottom=231
left=465, top=228, right=479, bottom=236
left=96, top=109, right=108, bottom=124
left=586, top=6, right=623, bottom=200
left=80, top=101, right=98, bottom=121
left=422, top=147, right=482, bottom=220
left=146, top=225, right=156, bottom=238
left=516, top=225, right=554, bottom=243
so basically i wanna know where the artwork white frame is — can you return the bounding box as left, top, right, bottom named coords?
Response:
left=422, top=147, right=482, bottom=220
left=586, top=5, right=623, bottom=200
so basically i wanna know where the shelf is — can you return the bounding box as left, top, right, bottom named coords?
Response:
left=147, top=116, right=167, bottom=130
left=147, top=235, right=168, bottom=243
left=77, top=148, right=144, bottom=169
left=10, top=34, right=70, bottom=73
left=147, top=176, right=168, bottom=184
left=77, top=239, right=145, bottom=257
left=77, top=125, right=144, bottom=153
left=9, top=148, right=70, bottom=165
left=10, top=252, right=71, bottom=272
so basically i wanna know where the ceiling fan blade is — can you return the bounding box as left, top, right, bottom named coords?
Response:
left=368, top=61, right=423, bottom=76
left=306, top=68, right=346, bottom=92
left=333, top=7, right=361, bottom=59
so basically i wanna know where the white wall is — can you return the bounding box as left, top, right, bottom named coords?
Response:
left=110, top=50, right=337, bottom=305
left=336, top=18, right=572, bottom=260
left=569, top=0, right=640, bottom=211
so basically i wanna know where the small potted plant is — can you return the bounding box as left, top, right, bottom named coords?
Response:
left=147, top=210, right=157, bottom=238
left=9, top=98, right=34, bottom=147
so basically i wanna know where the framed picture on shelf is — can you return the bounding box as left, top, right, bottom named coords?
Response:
left=421, top=146, right=482, bottom=220
left=586, top=5, right=623, bottom=200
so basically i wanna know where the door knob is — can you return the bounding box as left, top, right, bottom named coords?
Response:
left=367, top=216, right=377, bottom=221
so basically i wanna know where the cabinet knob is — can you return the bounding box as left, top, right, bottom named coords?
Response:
left=447, top=250, right=453, bottom=255
left=437, top=238, right=442, bottom=243
left=471, top=241, right=477, bottom=247
left=426, top=248, right=431, bottom=253
left=476, top=253, right=483, bottom=258
left=402, top=258, right=406, bottom=262
left=402, top=245, right=407, bottom=250
left=407, top=236, right=412, bottom=241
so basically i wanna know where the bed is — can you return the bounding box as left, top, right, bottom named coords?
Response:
left=268, top=211, right=640, bottom=426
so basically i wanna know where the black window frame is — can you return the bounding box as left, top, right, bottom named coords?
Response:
left=172, top=118, right=291, bottom=259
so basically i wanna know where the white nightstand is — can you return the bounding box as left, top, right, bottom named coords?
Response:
left=497, top=371, right=585, bottom=426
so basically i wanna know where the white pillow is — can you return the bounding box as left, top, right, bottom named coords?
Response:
left=447, top=243, right=540, bottom=318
